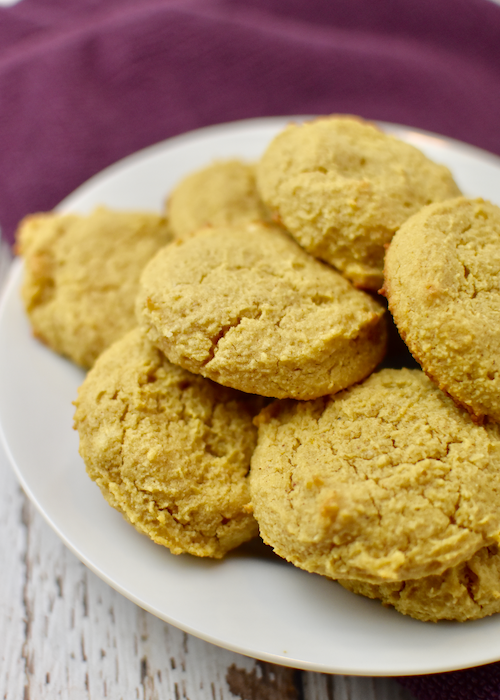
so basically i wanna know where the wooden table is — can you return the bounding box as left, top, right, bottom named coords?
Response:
left=0, top=251, right=415, bottom=700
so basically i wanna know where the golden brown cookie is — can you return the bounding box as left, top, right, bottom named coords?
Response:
left=384, top=197, right=500, bottom=424
left=256, top=116, right=461, bottom=290
left=167, top=159, right=270, bottom=238
left=250, top=368, right=500, bottom=584
left=137, top=222, right=387, bottom=400
left=339, top=544, right=500, bottom=622
left=73, top=327, right=261, bottom=558
left=17, top=207, right=173, bottom=368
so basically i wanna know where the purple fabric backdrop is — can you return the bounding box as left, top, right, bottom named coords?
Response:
left=2, top=1, right=500, bottom=697
left=1, top=0, right=500, bottom=247
left=399, top=662, right=500, bottom=700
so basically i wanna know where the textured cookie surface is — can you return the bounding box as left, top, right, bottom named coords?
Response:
left=73, top=328, right=260, bottom=558
left=137, top=222, right=387, bottom=399
left=257, top=116, right=460, bottom=289
left=18, top=207, right=173, bottom=368
left=167, top=159, right=270, bottom=238
left=250, top=368, right=500, bottom=584
left=339, top=544, right=500, bottom=622
left=384, top=198, right=500, bottom=423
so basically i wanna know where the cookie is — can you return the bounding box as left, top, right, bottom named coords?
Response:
left=17, top=207, right=173, bottom=368
left=167, top=159, right=270, bottom=238
left=250, top=368, right=500, bottom=584
left=73, top=327, right=261, bottom=558
left=384, top=197, right=500, bottom=424
left=137, top=222, right=387, bottom=400
left=256, top=116, right=461, bottom=290
left=339, top=544, right=500, bottom=622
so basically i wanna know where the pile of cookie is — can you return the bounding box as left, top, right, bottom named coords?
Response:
left=17, top=116, right=500, bottom=623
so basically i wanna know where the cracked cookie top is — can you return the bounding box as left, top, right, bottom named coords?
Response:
left=256, top=116, right=460, bottom=290
left=250, top=368, right=500, bottom=583
left=136, top=222, right=387, bottom=399
left=339, top=544, right=500, bottom=622
left=17, top=207, right=173, bottom=368
left=73, top=327, right=261, bottom=558
left=384, top=197, right=500, bottom=423
left=167, top=159, right=271, bottom=238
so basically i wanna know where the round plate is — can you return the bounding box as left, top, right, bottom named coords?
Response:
left=2, top=117, right=500, bottom=676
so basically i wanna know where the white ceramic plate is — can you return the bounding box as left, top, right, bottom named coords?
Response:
left=2, top=117, right=500, bottom=677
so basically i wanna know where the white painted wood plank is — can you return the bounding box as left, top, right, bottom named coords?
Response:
left=0, top=448, right=28, bottom=700
left=303, top=673, right=415, bottom=700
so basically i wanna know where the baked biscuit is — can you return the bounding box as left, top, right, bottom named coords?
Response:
left=256, top=116, right=461, bottom=290
left=384, top=197, right=500, bottom=424
left=17, top=207, right=173, bottom=368
left=137, top=222, right=387, bottom=400
left=339, top=544, right=500, bottom=622
left=167, top=160, right=270, bottom=238
left=73, top=327, right=260, bottom=558
left=250, top=368, right=500, bottom=584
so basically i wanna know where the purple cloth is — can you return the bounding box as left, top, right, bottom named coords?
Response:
left=399, top=663, right=500, bottom=700
left=2, top=1, right=500, bottom=698
left=1, top=0, right=500, bottom=246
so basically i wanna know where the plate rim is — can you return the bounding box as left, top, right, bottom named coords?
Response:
left=55, top=115, right=500, bottom=214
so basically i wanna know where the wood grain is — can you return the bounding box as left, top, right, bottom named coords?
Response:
left=0, top=441, right=26, bottom=699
